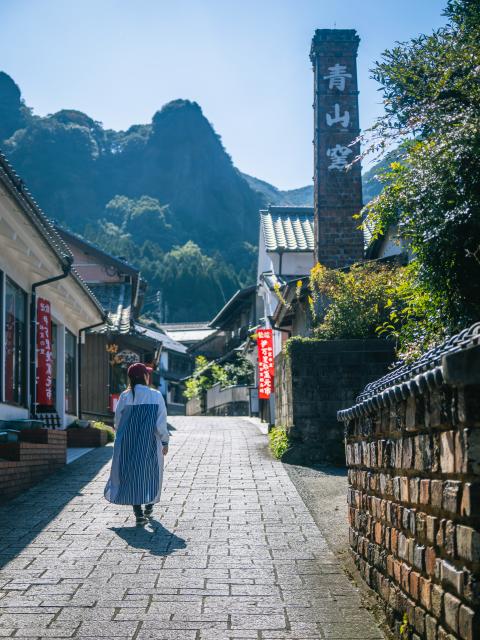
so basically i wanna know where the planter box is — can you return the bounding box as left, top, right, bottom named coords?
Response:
left=67, top=427, right=108, bottom=448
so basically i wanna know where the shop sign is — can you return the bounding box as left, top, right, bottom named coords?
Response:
left=37, top=298, right=53, bottom=405
left=257, top=328, right=274, bottom=399
left=116, top=350, right=140, bottom=365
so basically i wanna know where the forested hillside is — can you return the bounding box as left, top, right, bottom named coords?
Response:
left=0, top=71, right=383, bottom=321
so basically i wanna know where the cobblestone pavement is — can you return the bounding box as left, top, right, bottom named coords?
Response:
left=0, top=417, right=384, bottom=639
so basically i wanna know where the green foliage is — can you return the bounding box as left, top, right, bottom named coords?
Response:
left=268, top=426, right=289, bottom=460
left=0, top=80, right=263, bottom=321
left=399, top=613, right=411, bottom=640
left=362, top=0, right=480, bottom=354
left=184, top=356, right=210, bottom=400
left=376, top=262, right=446, bottom=362
left=92, top=421, right=115, bottom=442
left=283, top=335, right=314, bottom=359
left=84, top=220, right=244, bottom=322
left=222, top=355, right=254, bottom=386
left=309, top=262, right=405, bottom=341
left=184, top=354, right=254, bottom=400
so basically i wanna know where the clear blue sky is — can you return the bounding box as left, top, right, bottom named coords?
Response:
left=0, top=0, right=447, bottom=189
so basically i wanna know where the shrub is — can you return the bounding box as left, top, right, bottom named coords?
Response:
left=92, top=421, right=115, bottom=442
left=268, top=426, right=289, bottom=460
left=184, top=354, right=254, bottom=400
left=309, top=261, right=405, bottom=341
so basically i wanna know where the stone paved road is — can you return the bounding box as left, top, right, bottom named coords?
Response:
left=0, top=417, right=384, bottom=639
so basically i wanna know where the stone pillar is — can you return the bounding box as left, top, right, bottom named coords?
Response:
left=310, top=29, right=364, bottom=268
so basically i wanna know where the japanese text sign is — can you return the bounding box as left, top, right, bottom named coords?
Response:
left=37, top=298, right=54, bottom=406
left=257, top=328, right=274, bottom=399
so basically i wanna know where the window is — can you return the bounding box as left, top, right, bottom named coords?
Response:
left=4, top=278, right=27, bottom=406
left=51, top=322, right=57, bottom=407
left=65, top=330, right=77, bottom=414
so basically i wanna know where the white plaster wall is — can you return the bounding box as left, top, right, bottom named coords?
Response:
left=281, top=252, right=314, bottom=276
left=256, top=227, right=274, bottom=281
left=379, top=228, right=404, bottom=259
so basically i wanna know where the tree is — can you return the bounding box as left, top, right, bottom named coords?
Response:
left=362, top=0, right=480, bottom=352
left=105, top=195, right=178, bottom=249
left=0, top=72, right=30, bottom=142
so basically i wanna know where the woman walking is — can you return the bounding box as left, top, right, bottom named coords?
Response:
left=104, top=362, right=169, bottom=525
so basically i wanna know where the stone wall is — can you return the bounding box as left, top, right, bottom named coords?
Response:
left=186, top=396, right=205, bottom=417
left=186, top=385, right=250, bottom=417
left=205, top=384, right=250, bottom=417
left=339, top=326, right=480, bottom=640
left=275, top=338, right=394, bottom=465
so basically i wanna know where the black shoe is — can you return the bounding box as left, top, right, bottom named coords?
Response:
left=135, top=515, right=147, bottom=526
left=144, top=504, right=154, bottom=518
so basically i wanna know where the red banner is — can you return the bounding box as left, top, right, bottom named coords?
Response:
left=257, top=328, right=274, bottom=399
left=4, top=292, right=15, bottom=403
left=37, top=298, right=54, bottom=406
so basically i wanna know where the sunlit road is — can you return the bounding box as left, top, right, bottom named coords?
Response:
left=0, top=417, right=384, bottom=639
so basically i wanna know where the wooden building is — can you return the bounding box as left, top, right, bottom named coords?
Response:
left=58, top=229, right=159, bottom=422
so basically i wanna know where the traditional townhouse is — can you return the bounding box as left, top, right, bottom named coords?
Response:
left=133, top=322, right=192, bottom=414
left=0, top=152, right=104, bottom=426
left=256, top=205, right=314, bottom=423
left=257, top=205, right=315, bottom=354
left=57, top=229, right=160, bottom=422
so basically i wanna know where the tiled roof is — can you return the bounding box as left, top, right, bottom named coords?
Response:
left=209, top=285, right=256, bottom=328
left=261, top=272, right=294, bottom=291
left=90, top=283, right=131, bottom=333
left=160, top=324, right=216, bottom=344
left=160, top=322, right=211, bottom=331
left=134, top=323, right=188, bottom=354
left=260, top=206, right=314, bottom=252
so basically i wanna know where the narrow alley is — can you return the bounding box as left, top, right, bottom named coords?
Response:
left=0, top=418, right=383, bottom=640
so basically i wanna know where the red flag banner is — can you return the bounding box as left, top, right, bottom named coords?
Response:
left=37, top=298, right=54, bottom=406
left=257, top=328, right=274, bottom=399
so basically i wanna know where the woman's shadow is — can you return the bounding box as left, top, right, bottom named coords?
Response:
left=110, top=519, right=186, bottom=556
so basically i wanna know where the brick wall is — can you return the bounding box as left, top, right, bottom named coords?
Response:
left=339, top=330, right=480, bottom=640
left=0, top=429, right=66, bottom=503
left=275, top=338, right=394, bottom=465
left=310, top=29, right=364, bottom=268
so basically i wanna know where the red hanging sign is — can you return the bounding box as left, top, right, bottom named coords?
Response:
left=257, top=328, right=274, bottom=399
left=37, top=298, right=54, bottom=406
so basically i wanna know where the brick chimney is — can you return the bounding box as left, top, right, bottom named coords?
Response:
left=310, top=29, right=364, bottom=268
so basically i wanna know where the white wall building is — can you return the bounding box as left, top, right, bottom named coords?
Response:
left=255, top=206, right=314, bottom=423
left=257, top=206, right=315, bottom=356
left=0, top=153, right=104, bottom=426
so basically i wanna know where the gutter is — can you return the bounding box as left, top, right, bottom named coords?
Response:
left=30, top=257, right=73, bottom=417
left=267, top=315, right=291, bottom=337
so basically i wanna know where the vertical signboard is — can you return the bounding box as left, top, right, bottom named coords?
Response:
left=37, top=297, right=54, bottom=406
left=257, top=328, right=274, bottom=399
left=310, top=29, right=364, bottom=268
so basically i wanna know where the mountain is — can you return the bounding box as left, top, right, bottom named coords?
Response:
left=0, top=73, right=266, bottom=321
left=242, top=173, right=313, bottom=206
left=0, top=71, right=389, bottom=322
left=243, top=161, right=391, bottom=208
